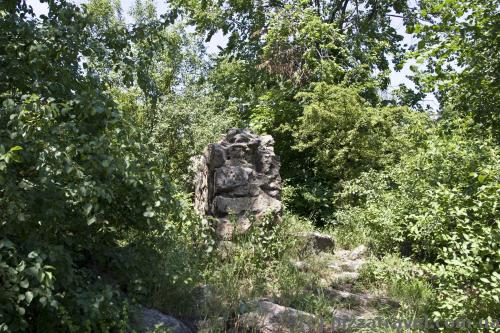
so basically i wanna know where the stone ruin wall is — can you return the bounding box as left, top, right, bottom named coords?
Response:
left=193, top=128, right=282, bottom=239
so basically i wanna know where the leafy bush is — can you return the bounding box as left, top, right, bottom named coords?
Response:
left=286, top=82, right=429, bottom=222
left=295, top=83, right=430, bottom=183
left=335, top=117, right=499, bottom=319
left=0, top=2, right=171, bottom=331
left=112, top=196, right=217, bottom=317
left=0, top=70, right=157, bottom=331
left=150, top=89, right=237, bottom=188
left=0, top=240, right=56, bottom=332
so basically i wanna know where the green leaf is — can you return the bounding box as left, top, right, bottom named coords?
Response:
left=143, top=210, right=155, bottom=218
left=87, top=216, right=97, bottom=225
left=0, top=239, right=14, bottom=249
left=27, top=251, right=38, bottom=259
left=25, top=291, right=34, bottom=304
left=84, top=203, right=93, bottom=216
left=480, top=277, right=490, bottom=284
left=2, top=99, right=15, bottom=108
left=20, top=280, right=29, bottom=288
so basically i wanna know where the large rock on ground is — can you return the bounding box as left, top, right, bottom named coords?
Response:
left=324, top=289, right=400, bottom=308
left=234, top=300, right=323, bottom=333
left=193, top=129, right=282, bottom=239
left=296, top=232, right=335, bottom=253
left=140, top=308, right=192, bottom=333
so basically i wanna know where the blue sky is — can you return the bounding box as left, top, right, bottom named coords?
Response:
left=26, top=0, right=437, bottom=109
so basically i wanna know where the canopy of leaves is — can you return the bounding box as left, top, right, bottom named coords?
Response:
left=0, top=1, right=173, bottom=330
left=295, top=83, right=430, bottom=182
left=410, top=0, right=499, bottom=131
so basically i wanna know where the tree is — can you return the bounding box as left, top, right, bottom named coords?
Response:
left=410, top=0, right=499, bottom=132
left=0, top=1, right=171, bottom=330
left=167, top=0, right=421, bottom=222
left=286, top=83, right=429, bottom=221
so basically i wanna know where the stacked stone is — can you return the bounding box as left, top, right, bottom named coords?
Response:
left=193, top=128, right=282, bottom=239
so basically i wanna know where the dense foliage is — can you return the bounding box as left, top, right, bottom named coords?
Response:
left=0, top=1, right=172, bottom=330
left=0, top=0, right=498, bottom=331
left=410, top=0, right=499, bottom=132
left=295, top=82, right=429, bottom=184
left=335, top=118, right=499, bottom=319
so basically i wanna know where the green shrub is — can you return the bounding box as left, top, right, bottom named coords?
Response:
left=294, top=83, right=430, bottom=184
left=0, top=240, right=55, bottom=332
left=0, top=2, right=171, bottom=330
left=115, top=197, right=216, bottom=316
left=335, top=117, right=499, bottom=320
left=150, top=90, right=237, bottom=188
left=286, top=83, right=430, bottom=223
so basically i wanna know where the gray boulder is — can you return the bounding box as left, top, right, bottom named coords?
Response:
left=140, top=308, right=192, bottom=333
left=324, top=289, right=400, bottom=308
left=348, top=245, right=367, bottom=260
left=296, top=232, right=335, bottom=253
left=235, top=300, right=323, bottom=333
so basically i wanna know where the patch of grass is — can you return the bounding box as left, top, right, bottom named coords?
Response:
left=329, top=222, right=369, bottom=250
left=143, top=211, right=435, bottom=332
left=192, top=212, right=341, bottom=324
left=358, top=254, right=436, bottom=319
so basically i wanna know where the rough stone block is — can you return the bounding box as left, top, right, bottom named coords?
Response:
left=193, top=128, right=282, bottom=239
